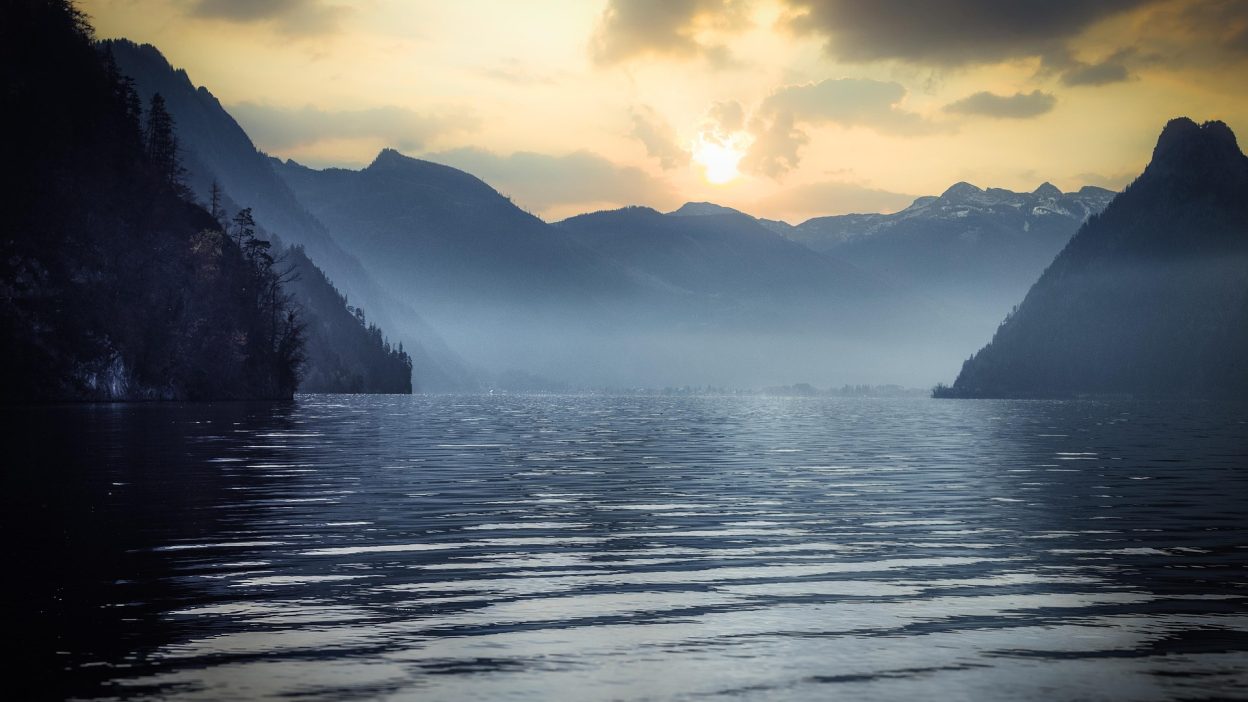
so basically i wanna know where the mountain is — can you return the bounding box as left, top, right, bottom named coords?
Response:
left=790, top=182, right=1112, bottom=252
left=2, top=1, right=299, bottom=401
left=276, top=154, right=959, bottom=386
left=104, top=40, right=474, bottom=391
left=274, top=151, right=680, bottom=382
left=937, top=118, right=1248, bottom=398
left=274, top=150, right=642, bottom=312
left=284, top=246, right=413, bottom=393
left=667, top=201, right=750, bottom=218
left=102, top=36, right=1121, bottom=390
left=783, top=182, right=1115, bottom=326
left=103, top=41, right=360, bottom=299
left=670, top=202, right=795, bottom=236
left=550, top=205, right=961, bottom=387
left=555, top=205, right=905, bottom=328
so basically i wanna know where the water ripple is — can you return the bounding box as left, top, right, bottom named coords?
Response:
left=15, top=395, right=1248, bottom=700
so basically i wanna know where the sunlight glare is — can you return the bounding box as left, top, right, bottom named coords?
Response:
left=692, top=132, right=751, bottom=185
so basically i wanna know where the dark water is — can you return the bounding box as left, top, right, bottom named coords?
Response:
left=12, top=395, right=1248, bottom=700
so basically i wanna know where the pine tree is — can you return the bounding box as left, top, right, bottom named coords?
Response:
left=209, top=180, right=225, bottom=224
left=143, top=93, right=186, bottom=193
left=231, top=207, right=256, bottom=248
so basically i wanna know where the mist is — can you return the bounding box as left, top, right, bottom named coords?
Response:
left=392, top=309, right=986, bottom=391
left=12, top=4, right=1248, bottom=701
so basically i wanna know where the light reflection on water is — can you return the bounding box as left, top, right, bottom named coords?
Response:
left=12, top=395, right=1248, bottom=700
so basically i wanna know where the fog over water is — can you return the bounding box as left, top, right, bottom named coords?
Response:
left=16, top=395, right=1248, bottom=700
left=10, top=6, right=1248, bottom=702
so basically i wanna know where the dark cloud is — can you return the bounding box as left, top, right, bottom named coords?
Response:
left=761, top=78, right=936, bottom=134
left=1153, top=0, right=1248, bottom=64
left=190, top=0, right=303, bottom=21
left=1231, top=24, right=1248, bottom=54
left=756, top=180, right=916, bottom=220
left=188, top=0, right=349, bottom=35
left=1033, top=2, right=1248, bottom=79
left=228, top=103, right=476, bottom=151
left=1061, top=59, right=1130, bottom=86
left=943, top=90, right=1057, bottom=119
left=630, top=106, right=690, bottom=170
left=1043, top=47, right=1138, bottom=86
left=589, top=0, right=750, bottom=66
left=779, top=0, right=1152, bottom=66
left=426, top=147, right=675, bottom=212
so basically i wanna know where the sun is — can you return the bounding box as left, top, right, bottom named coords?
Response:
left=692, top=132, right=750, bottom=185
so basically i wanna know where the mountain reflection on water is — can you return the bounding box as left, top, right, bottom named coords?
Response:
left=12, top=395, right=1248, bottom=700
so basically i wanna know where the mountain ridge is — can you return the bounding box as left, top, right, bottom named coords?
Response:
left=939, top=117, right=1248, bottom=398
left=105, top=39, right=475, bottom=391
left=276, top=151, right=961, bottom=386
left=3, top=6, right=300, bottom=400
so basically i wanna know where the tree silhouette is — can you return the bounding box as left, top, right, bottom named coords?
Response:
left=143, top=93, right=186, bottom=194
left=209, top=180, right=224, bottom=224
left=2, top=1, right=306, bottom=400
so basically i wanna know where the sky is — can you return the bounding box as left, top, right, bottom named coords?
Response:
left=82, top=0, right=1248, bottom=223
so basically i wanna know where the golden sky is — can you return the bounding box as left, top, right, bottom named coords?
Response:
left=81, top=0, right=1248, bottom=222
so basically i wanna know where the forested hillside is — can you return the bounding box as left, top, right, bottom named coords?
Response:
left=105, top=39, right=472, bottom=391
left=1, top=0, right=301, bottom=400
left=285, top=246, right=413, bottom=393
left=937, top=119, right=1248, bottom=398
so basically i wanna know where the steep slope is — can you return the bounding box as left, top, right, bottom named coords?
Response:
left=104, top=40, right=474, bottom=390
left=275, top=152, right=681, bottom=380
left=939, top=118, right=1248, bottom=398
left=275, top=150, right=642, bottom=312
left=284, top=246, right=413, bottom=393
left=278, top=154, right=959, bottom=386
left=786, top=183, right=1115, bottom=323
left=104, top=42, right=359, bottom=297
left=2, top=1, right=299, bottom=401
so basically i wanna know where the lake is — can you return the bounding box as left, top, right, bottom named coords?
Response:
left=12, top=395, right=1248, bottom=700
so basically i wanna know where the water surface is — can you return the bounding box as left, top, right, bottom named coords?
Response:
left=13, top=395, right=1248, bottom=700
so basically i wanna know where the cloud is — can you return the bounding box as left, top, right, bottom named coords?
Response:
left=1042, top=47, right=1138, bottom=86
left=1061, top=59, right=1130, bottom=86
left=741, top=78, right=940, bottom=178
left=943, top=90, right=1057, bottom=119
left=699, top=100, right=747, bottom=145
left=707, top=100, right=745, bottom=132
left=187, top=0, right=349, bottom=36
left=426, top=147, right=675, bottom=213
left=760, top=78, right=936, bottom=134
left=741, top=112, right=807, bottom=178
left=630, top=106, right=690, bottom=169
left=755, top=180, right=917, bottom=220
left=779, top=0, right=1152, bottom=66
left=1083, top=0, right=1248, bottom=79
left=1172, top=0, right=1248, bottom=59
left=228, top=103, right=476, bottom=151
left=474, top=59, right=560, bottom=86
left=589, top=0, right=751, bottom=66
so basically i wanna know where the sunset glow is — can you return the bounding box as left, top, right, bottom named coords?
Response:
left=13, top=3, right=1248, bottom=698
left=692, top=132, right=751, bottom=184
left=79, top=0, right=1248, bottom=223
